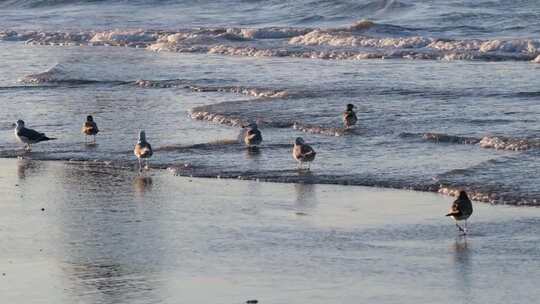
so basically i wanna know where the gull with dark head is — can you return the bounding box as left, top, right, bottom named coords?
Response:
left=243, top=122, right=263, bottom=149
left=342, top=103, right=358, bottom=129
left=446, top=190, right=473, bottom=235
left=82, top=115, right=99, bottom=144
left=134, top=130, right=153, bottom=172
left=14, top=120, right=56, bottom=152
left=293, top=137, right=316, bottom=170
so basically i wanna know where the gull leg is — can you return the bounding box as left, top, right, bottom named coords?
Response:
left=455, top=221, right=465, bottom=233
left=145, top=159, right=150, bottom=170
left=138, top=158, right=143, bottom=173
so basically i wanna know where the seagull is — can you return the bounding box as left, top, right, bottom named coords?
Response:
left=342, top=103, right=358, bottom=129
left=446, top=190, right=473, bottom=235
left=293, top=137, right=316, bottom=170
left=243, top=122, right=263, bottom=148
left=82, top=115, right=99, bottom=144
left=14, top=120, right=56, bottom=151
left=134, top=130, right=153, bottom=172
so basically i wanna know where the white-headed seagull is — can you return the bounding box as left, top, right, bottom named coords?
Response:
left=14, top=120, right=55, bottom=152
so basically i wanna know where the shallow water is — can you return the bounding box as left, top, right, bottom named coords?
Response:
left=0, top=40, right=538, bottom=204
left=1, top=159, right=540, bottom=304
left=1, top=2, right=539, bottom=204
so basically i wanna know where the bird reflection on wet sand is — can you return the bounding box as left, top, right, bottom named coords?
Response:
left=16, top=158, right=40, bottom=180
left=84, top=142, right=99, bottom=149
left=294, top=183, right=318, bottom=216
left=296, top=168, right=314, bottom=178
left=65, top=262, right=159, bottom=302
left=133, top=176, right=153, bottom=195
left=452, top=237, right=473, bottom=299
left=245, top=146, right=261, bottom=158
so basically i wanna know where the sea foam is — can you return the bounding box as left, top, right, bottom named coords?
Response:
left=2, top=21, right=540, bottom=63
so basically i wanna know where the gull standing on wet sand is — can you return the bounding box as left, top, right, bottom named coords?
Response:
left=14, top=120, right=56, bottom=152
left=82, top=115, right=99, bottom=144
left=134, top=130, right=153, bottom=172
left=446, top=190, right=473, bottom=234
left=243, top=122, right=263, bottom=149
left=293, top=137, right=316, bottom=170
left=342, top=103, right=358, bottom=129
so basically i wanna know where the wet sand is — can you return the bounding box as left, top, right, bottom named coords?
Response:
left=1, top=158, right=539, bottom=304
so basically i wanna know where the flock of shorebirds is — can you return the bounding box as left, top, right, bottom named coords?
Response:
left=13, top=103, right=473, bottom=234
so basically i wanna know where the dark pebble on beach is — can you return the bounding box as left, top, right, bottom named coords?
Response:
left=246, top=300, right=258, bottom=304
left=41, top=208, right=45, bottom=211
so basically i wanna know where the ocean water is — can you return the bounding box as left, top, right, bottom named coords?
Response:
left=0, top=0, right=539, bottom=205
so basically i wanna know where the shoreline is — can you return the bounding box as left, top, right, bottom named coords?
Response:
left=2, top=156, right=536, bottom=206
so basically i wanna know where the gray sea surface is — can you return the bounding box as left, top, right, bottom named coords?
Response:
left=0, top=40, right=538, bottom=204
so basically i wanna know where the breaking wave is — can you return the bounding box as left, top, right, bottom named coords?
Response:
left=400, top=132, right=480, bottom=144
left=479, top=136, right=540, bottom=151
left=190, top=99, right=356, bottom=136
left=3, top=21, right=540, bottom=63
left=19, top=66, right=291, bottom=99
left=19, top=63, right=130, bottom=85
left=436, top=153, right=540, bottom=206
left=400, top=132, right=540, bottom=151
left=136, top=79, right=289, bottom=98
